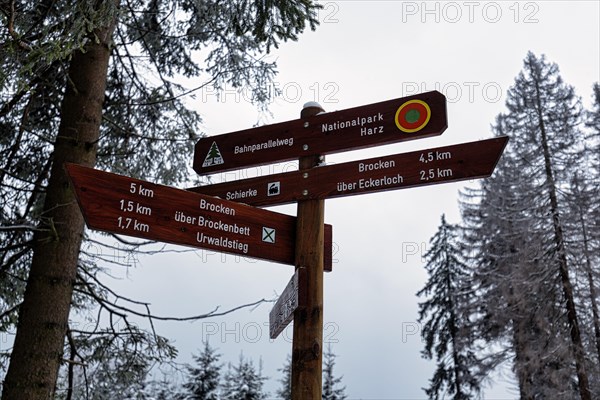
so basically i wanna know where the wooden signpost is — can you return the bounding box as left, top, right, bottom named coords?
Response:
left=66, top=89, right=507, bottom=400
left=66, top=164, right=333, bottom=269
left=193, top=91, right=447, bottom=174
left=188, top=136, right=508, bottom=207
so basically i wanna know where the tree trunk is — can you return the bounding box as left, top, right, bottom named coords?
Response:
left=1, top=11, right=116, bottom=400
left=535, top=88, right=591, bottom=400
left=445, top=260, right=464, bottom=400
left=512, top=322, right=530, bottom=400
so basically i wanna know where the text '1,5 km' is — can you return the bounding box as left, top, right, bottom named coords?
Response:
left=193, top=91, right=447, bottom=174
left=66, top=164, right=333, bottom=269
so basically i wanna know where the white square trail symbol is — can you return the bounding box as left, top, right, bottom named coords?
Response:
left=262, top=227, right=276, bottom=243
left=267, top=181, right=281, bottom=196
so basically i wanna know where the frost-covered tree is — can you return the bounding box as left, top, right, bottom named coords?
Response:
left=182, top=342, right=222, bottom=400
left=0, top=1, right=321, bottom=398
left=460, top=52, right=595, bottom=400
left=322, top=345, right=346, bottom=400
left=497, top=51, right=590, bottom=399
left=586, top=83, right=600, bottom=174
left=221, top=354, right=267, bottom=400
left=566, top=173, right=600, bottom=394
left=275, top=354, right=292, bottom=400
left=460, top=148, right=578, bottom=399
left=417, top=215, right=480, bottom=400
left=145, top=376, right=184, bottom=400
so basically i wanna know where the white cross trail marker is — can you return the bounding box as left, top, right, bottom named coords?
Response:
left=262, top=227, right=276, bottom=243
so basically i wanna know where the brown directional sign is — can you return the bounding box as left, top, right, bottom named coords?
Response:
left=188, top=136, right=508, bottom=206
left=269, top=269, right=302, bottom=339
left=66, top=164, right=333, bottom=269
left=193, top=91, right=447, bottom=174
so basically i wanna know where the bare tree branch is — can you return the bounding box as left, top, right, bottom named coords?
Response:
left=76, top=268, right=274, bottom=324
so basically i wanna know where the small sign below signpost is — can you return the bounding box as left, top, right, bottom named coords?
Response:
left=269, top=269, right=302, bottom=339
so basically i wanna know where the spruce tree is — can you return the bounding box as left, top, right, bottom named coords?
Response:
left=182, top=342, right=222, bottom=400
left=275, top=354, right=292, bottom=400
left=460, top=52, right=595, bottom=399
left=460, top=149, right=574, bottom=398
left=221, top=354, right=268, bottom=400
left=0, top=1, right=322, bottom=398
left=145, top=376, right=184, bottom=400
left=566, top=173, right=600, bottom=393
left=586, top=83, right=600, bottom=174
left=417, top=215, right=480, bottom=400
left=322, top=345, right=347, bottom=400
left=497, top=51, right=590, bottom=400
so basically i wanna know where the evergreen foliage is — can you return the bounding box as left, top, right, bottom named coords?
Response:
left=417, top=215, right=481, bottom=400
left=0, top=0, right=322, bottom=397
left=182, top=342, right=222, bottom=400
left=447, top=52, right=599, bottom=399
left=221, top=354, right=268, bottom=400
left=322, top=345, right=347, bottom=400
left=275, top=354, right=292, bottom=400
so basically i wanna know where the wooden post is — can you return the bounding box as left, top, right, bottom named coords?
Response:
left=291, top=103, right=326, bottom=400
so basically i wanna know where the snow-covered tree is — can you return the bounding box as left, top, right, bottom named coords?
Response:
left=417, top=215, right=480, bottom=400
left=145, top=376, right=184, bottom=400
left=565, top=173, right=600, bottom=395
left=0, top=1, right=322, bottom=397
left=182, top=342, right=222, bottom=400
left=221, top=354, right=267, bottom=400
left=322, top=345, right=346, bottom=400
left=275, top=354, right=292, bottom=400
left=586, top=83, right=600, bottom=174
left=461, top=149, right=577, bottom=398
left=459, top=52, right=596, bottom=400
left=499, top=51, right=590, bottom=399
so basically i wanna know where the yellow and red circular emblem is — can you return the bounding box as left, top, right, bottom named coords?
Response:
left=395, top=99, right=431, bottom=133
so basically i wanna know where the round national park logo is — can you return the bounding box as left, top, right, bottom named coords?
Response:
left=395, top=99, right=431, bottom=133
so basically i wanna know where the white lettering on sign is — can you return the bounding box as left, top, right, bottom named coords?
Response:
left=358, top=159, right=396, bottom=172
left=234, top=138, right=294, bottom=154
left=198, top=217, right=251, bottom=236
left=196, top=233, right=249, bottom=254
left=359, top=174, right=404, bottom=189
left=336, top=181, right=357, bottom=192
left=226, top=188, right=258, bottom=201
left=174, top=210, right=197, bottom=225
left=360, top=125, right=384, bottom=136
left=199, top=198, right=235, bottom=215
left=321, top=112, right=384, bottom=133
left=116, top=183, right=156, bottom=234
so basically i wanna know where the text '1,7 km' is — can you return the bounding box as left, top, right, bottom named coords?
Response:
left=66, top=164, right=333, bottom=269
left=188, top=136, right=509, bottom=207
left=193, top=91, right=447, bottom=174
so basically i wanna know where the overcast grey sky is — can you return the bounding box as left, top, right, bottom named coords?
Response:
left=103, top=1, right=600, bottom=398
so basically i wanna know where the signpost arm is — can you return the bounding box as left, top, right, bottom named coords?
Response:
left=291, top=104, right=326, bottom=400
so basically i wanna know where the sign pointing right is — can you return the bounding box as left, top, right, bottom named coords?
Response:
left=188, top=136, right=509, bottom=206
left=193, top=91, right=447, bottom=174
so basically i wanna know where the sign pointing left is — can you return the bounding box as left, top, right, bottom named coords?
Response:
left=65, top=164, right=333, bottom=267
